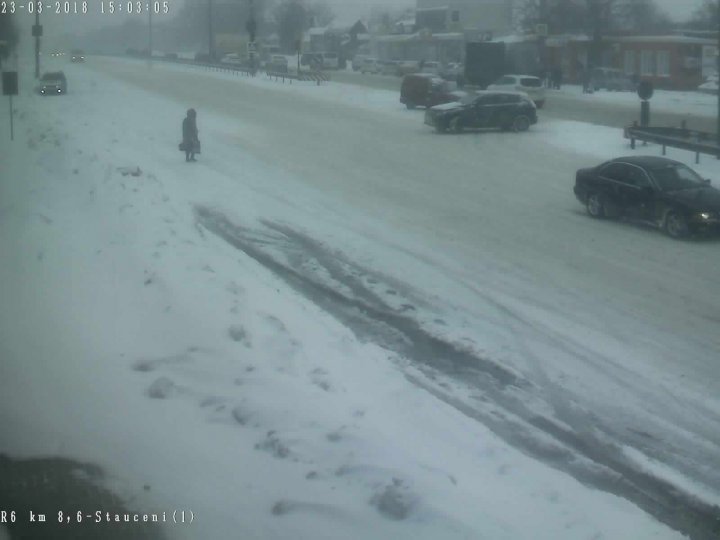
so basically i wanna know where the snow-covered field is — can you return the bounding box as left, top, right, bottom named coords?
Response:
left=1, top=55, right=719, bottom=539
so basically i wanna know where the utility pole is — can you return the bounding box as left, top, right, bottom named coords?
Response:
left=148, top=5, right=153, bottom=59
left=246, top=0, right=257, bottom=74
left=717, top=0, right=719, bottom=146
left=33, top=9, right=41, bottom=78
left=208, top=0, right=215, bottom=61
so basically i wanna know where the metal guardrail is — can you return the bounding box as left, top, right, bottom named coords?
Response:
left=624, top=122, right=720, bottom=164
left=124, top=54, right=330, bottom=85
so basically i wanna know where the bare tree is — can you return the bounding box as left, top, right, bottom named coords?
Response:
left=0, top=13, right=19, bottom=60
left=687, top=0, right=720, bottom=30
left=274, top=0, right=307, bottom=53
left=516, top=0, right=589, bottom=34
left=307, top=1, right=335, bottom=27
left=612, top=0, right=672, bottom=33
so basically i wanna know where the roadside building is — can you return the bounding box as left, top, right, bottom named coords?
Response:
left=543, top=34, right=712, bottom=90
left=307, top=19, right=369, bottom=67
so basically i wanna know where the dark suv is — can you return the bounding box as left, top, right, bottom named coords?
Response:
left=424, top=91, right=537, bottom=133
left=400, top=74, right=464, bottom=109
left=574, top=156, right=720, bottom=238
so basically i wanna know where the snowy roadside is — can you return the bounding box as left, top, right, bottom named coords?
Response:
left=0, top=60, right=702, bottom=540
left=551, top=83, right=718, bottom=118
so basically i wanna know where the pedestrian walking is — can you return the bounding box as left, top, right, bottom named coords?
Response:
left=180, top=108, right=200, bottom=162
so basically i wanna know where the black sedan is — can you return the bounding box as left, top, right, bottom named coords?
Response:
left=574, top=156, right=720, bottom=238
left=424, top=91, right=537, bottom=133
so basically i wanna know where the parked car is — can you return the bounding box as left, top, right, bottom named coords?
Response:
left=70, top=49, right=85, bottom=63
left=379, top=60, right=400, bottom=75
left=574, top=156, right=720, bottom=238
left=420, top=61, right=441, bottom=75
left=267, top=55, right=289, bottom=73
left=591, top=67, right=636, bottom=91
left=360, top=58, right=380, bottom=74
left=396, top=60, right=420, bottom=76
left=301, top=53, right=323, bottom=67
left=400, top=74, right=464, bottom=109
left=487, top=74, right=546, bottom=108
left=440, top=62, right=463, bottom=81
left=38, top=71, right=67, bottom=95
left=424, top=91, right=537, bottom=133
left=194, top=52, right=212, bottom=63
left=164, top=52, right=179, bottom=60
left=220, top=53, right=244, bottom=66
left=319, top=52, right=339, bottom=69
left=351, top=54, right=369, bottom=71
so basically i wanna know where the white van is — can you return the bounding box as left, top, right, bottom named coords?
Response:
left=319, top=52, right=339, bottom=69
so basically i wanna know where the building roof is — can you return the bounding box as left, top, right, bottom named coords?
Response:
left=609, top=35, right=715, bottom=45
left=375, top=32, right=464, bottom=43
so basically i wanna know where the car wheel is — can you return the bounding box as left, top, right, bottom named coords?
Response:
left=449, top=116, right=463, bottom=133
left=586, top=192, right=606, bottom=218
left=512, top=115, right=530, bottom=132
left=664, top=211, right=690, bottom=239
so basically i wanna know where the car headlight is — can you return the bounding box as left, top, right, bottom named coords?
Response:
left=698, top=212, right=714, bottom=220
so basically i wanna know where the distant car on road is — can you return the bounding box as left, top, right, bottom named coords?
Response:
left=440, top=62, right=463, bottom=81
left=396, top=60, right=420, bottom=76
left=424, top=91, right=537, bottom=133
left=574, top=156, right=720, bottom=238
left=220, top=53, right=243, bottom=66
left=71, top=49, right=85, bottom=63
left=400, top=74, right=464, bottom=109
left=38, top=71, right=67, bottom=95
left=378, top=60, right=400, bottom=76
left=267, top=55, right=289, bottom=73
left=420, top=61, right=441, bottom=75
left=301, top=52, right=322, bottom=67
left=351, top=54, right=370, bottom=71
left=360, top=58, right=380, bottom=74
left=487, top=74, right=545, bottom=108
left=319, top=52, right=339, bottom=69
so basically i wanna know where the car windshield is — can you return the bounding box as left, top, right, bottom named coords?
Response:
left=521, top=77, right=542, bottom=87
left=494, top=76, right=515, bottom=84
left=649, top=163, right=706, bottom=191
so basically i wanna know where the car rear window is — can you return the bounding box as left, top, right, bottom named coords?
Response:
left=521, top=78, right=542, bottom=87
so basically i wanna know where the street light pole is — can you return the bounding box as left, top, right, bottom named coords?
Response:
left=246, top=0, right=257, bottom=74
left=148, top=5, right=153, bottom=59
left=34, top=10, right=40, bottom=78
left=716, top=0, right=719, bottom=147
left=208, top=0, right=214, bottom=61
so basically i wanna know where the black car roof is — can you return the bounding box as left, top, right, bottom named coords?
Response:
left=608, top=156, right=682, bottom=169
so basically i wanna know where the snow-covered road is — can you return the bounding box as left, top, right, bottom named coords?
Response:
left=1, top=56, right=719, bottom=539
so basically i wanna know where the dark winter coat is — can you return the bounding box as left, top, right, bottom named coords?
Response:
left=182, top=116, right=198, bottom=145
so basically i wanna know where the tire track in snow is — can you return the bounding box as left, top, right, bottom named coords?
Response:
left=195, top=205, right=720, bottom=540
